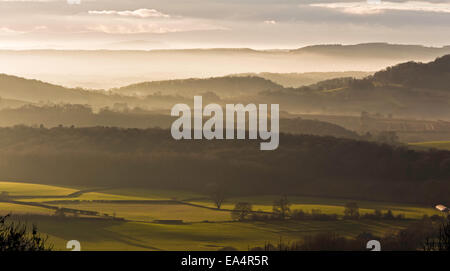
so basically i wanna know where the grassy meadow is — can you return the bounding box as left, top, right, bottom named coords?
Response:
left=0, top=181, right=443, bottom=251
left=409, top=141, right=450, bottom=151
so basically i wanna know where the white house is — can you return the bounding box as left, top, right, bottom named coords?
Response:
left=435, top=204, right=449, bottom=213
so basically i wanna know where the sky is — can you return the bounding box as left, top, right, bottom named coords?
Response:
left=1, top=0, right=450, bottom=49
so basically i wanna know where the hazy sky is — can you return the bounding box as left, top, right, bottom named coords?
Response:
left=1, top=0, right=450, bottom=49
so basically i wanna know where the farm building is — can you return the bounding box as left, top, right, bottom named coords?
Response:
left=435, top=204, right=449, bottom=213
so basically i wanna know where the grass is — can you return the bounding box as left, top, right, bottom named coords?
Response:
left=189, top=195, right=440, bottom=219
left=99, top=188, right=204, bottom=201
left=10, top=216, right=413, bottom=251
left=0, top=181, right=77, bottom=196
left=20, top=192, right=150, bottom=203
left=46, top=202, right=231, bottom=222
left=409, top=141, right=450, bottom=151
left=0, top=202, right=55, bottom=216
left=0, top=181, right=442, bottom=251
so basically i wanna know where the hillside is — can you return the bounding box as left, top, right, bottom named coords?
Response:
left=0, top=74, right=191, bottom=109
left=0, top=126, right=448, bottom=204
left=0, top=104, right=360, bottom=139
left=371, top=54, right=450, bottom=90
left=0, top=96, right=29, bottom=109
left=233, top=72, right=372, bottom=88
left=292, top=43, right=450, bottom=60
left=2, top=43, right=449, bottom=89
left=0, top=74, right=112, bottom=105
left=1, top=54, right=450, bottom=120
left=112, top=76, right=283, bottom=98
left=260, top=55, right=450, bottom=119
left=293, top=54, right=450, bottom=91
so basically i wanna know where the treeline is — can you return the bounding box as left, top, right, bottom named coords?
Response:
left=0, top=126, right=449, bottom=204
left=288, top=55, right=450, bottom=92
left=371, top=54, right=450, bottom=90
left=231, top=199, right=412, bottom=222
left=249, top=216, right=450, bottom=251
left=0, top=104, right=360, bottom=139
left=113, top=76, right=282, bottom=97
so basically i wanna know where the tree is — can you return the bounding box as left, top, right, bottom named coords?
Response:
left=273, top=196, right=291, bottom=220
left=375, top=131, right=399, bottom=144
left=384, top=209, right=394, bottom=220
left=210, top=189, right=225, bottom=209
left=424, top=217, right=450, bottom=251
left=231, top=202, right=253, bottom=221
left=0, top=215, right=52, bottom=251
left=0, top=191, right=9, bottom=201
left=54, top=208, right=66, bottom=218
left=344, top=202, right=359, bottom=219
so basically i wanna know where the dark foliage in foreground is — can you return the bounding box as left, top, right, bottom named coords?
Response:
left=423, top=217, right=450, bottom=251
left=250, top=216, right=449, bottom=251
left=0, top=215, right=52, bottom=251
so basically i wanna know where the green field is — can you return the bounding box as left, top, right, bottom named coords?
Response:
left=13, top=216, right=412, bottom=251
left=0, top=202, right=55, bottom=216
left=47, top=203, right=232, bottom=222
left=0, top=181, right=443, bottom=251
left=0, top=181, right=77, bottom=196
left=409, top=141, right=450, bottom=151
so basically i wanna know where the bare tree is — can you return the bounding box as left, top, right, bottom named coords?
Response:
left=273, top=196, right=291, bottom=220
left=210, top=188, right=226, bottom=209
left=0, top=191, right=9, bottom=201
left=344, top=202, right=360, bottom=219
left=231, top=202, right=253, bottom=221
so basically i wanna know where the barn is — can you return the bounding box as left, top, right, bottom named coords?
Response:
left=435, top=204, right=449, bottom=213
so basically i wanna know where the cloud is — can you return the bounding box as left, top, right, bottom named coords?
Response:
left=264, top=20, right=277, bottom=25
left=85, top=20, right=227, bottom=34
left=310, top=1, right=450, bottom=15
left=0, top=0, right=56, bottom=2
left=85, top=7, right=227, bottom=34
left=88, top=8, right=170, bottom=18
left=67, top=0, right=80, bottom=4
left=0, top=27, right=24, bottom=35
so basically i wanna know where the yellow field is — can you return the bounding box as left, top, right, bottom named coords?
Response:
left=0, top=202, right=54, bottom=216
left=409, top=141, right=450, bottom=151
left=0, top=181, right=443, bottom=251
left=17, top=217, right=412, bottom=251
left=20, top=192, right=150, bottom=203
left=188, top=195, right=440, bottom=219
left=100, top=188, right=204, bottom=201
left=0, top=181, right=76, bottom=196
left=46, top=203, right=231, bottom=222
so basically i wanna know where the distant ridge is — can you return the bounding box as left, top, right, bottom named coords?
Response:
left=233, top=71, right=372, bottom=88
left=291, top=43, right=450, bottom=59
left=371, top=54, right=450, bottom=90
left=2, top=43, right=450, bottom=89
left=112, top=76, right=283, bottom=97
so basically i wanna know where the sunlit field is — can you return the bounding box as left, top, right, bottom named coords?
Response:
left=11, top=216, right=413, bottom=251
left=409, top=141, right=450, bottom=151
left=0, top=181, right=443, bottom=250
left=0, top=181, right=76, bottom=196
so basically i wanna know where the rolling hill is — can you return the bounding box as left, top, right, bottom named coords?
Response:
left=1, top=53, right=450, bottom=120
left=260, top=55, right=450, bottom=119
left=0, top=104, right=360, bottom=139
left=292, top=43, right=450, bottom=60
left=111, top=76, right=283, bottom=98
left=2, top=43, right=450, bottom=89
left=371, top=54, right=450, bottom=90
left=0, top=74, right=191, bottom=109
left=232, top=72, right=372, bottom=88
left=0, top=126, right=448, bottom=204
left=0, top=73, right=113, bottom=105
